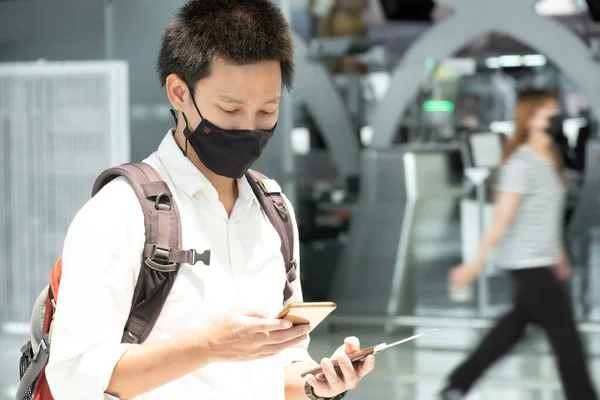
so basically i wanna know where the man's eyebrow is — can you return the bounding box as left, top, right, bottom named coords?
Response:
left=218, top=95, right=247, bottom=105
left=217, top=95, right=281, bottom=105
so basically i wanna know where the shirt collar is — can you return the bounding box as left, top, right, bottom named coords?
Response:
left=156, top=130, right=259, bottom=206
left=237, top=171, right=258, bottom=206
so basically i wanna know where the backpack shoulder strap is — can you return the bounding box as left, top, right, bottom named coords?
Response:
left=92, top=162, right=208, bottom=344
left=245, top=170, right=298, bottom=305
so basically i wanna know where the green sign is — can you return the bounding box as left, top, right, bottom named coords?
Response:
left=423, top=100, right=455, bottom=113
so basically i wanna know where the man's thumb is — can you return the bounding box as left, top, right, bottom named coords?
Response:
left=344, top=336, right=360, bottom=352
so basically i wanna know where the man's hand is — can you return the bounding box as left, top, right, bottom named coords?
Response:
left=206, top=308, right=310, bottom=362
left=304, top=337, right=374, bottom=398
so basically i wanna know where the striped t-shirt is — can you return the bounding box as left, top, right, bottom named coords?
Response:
left=494, top=146, right=566, bottom=269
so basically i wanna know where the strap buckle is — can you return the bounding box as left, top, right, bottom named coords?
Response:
left=148, top=244, right=171, bottom=263
left=33, top=337, right=49, bottom=362
left=154, top=192, right=172, bottom=211
left=193, top=249, right=211, bottom=266
left=273, top=199, right=289, bottom=220
left=144, top=244, right=177, bottom=271
left=124, top=330, right=140, bottom=344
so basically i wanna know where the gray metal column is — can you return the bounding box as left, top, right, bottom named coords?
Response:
left=330, top=148, right=409, bottom=315
left=331, top=145, right=466, bottom=320
left=104, top=0, right=115, bottom=59
left=293, top=35, right=361, bottom=179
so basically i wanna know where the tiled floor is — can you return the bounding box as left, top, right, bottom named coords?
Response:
left=3, top=325, right=600, bottom=400
left=313, top=325, right=600, bottom=399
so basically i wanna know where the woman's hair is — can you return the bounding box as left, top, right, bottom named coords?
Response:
left=503, top=90, right=564, bottom=176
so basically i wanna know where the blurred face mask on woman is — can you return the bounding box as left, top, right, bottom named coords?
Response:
left=529, top=100, right=563, bottom=144
left=546, top=114, right=564, bottom=141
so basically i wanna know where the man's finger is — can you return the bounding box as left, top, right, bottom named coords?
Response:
left=242, top=308, right=270, bottom=318
left=357, top=355, right=375, bottom=379
left=321, top=358, right=343, bottom=386
left=246, top=317, right=293, bottom=333
left=315, top=372, right=327, bottom=382
left=305, top=375, right=329, bottom=397
left=260, top=333, right=309, bottom=354
left=258, top=324, right=310, bottom=344
left=335, top=354, right=357, bottom=387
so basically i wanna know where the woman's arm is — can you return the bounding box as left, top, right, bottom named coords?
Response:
left=451, top=152, right=531, bottom=287
left=450, top=191, right=523, bottom=286
left=470, top=191, right=523, bottom=272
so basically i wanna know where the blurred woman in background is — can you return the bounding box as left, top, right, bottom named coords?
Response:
left=440, top=91, right=597, bottom=400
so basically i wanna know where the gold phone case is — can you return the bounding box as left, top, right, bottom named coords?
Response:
left=276, top=302, right=337, bottom=329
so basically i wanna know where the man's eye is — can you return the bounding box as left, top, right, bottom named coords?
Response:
left=222, top=109, right=238, bottom=115
left=260, top=110, right=275, bottom=116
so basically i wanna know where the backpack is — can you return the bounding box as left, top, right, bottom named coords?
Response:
left=16, top=162, right=298, bottom=400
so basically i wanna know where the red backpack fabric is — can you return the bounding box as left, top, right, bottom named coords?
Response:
left=16, top=162, right=297, bottom=400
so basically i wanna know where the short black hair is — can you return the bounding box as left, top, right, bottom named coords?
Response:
left=157, top=0, right=295, bottom=91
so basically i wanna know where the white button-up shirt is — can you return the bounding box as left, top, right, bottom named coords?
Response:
left=46, top=131, right=315, bottom=400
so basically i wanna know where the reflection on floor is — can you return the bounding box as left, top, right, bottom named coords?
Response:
left=3, top=326, right=600, bottom=399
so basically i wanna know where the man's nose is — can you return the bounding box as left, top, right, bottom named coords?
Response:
left=237, top=115, right=260, bottom=130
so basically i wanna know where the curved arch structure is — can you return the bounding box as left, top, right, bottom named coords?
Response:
left=370, top=0, right=600, bottom=147
left=293, top=34, right=361, bottom=178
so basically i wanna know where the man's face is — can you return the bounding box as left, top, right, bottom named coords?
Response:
left=185, top=57, right=281, bottom=131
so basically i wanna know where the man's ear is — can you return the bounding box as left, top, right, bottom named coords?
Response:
left=165, top=74, right=189, bottom=111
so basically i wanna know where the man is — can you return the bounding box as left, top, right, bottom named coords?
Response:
left=45, top=1, right=375, bottom=399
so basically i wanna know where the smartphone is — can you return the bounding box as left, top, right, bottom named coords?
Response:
left=275, top=302, right=337, bottom=330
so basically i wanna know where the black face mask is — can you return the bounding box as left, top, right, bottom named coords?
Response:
left=547, top=115, right=564, bottom=140
left=171, top=90, right=275, bottom=179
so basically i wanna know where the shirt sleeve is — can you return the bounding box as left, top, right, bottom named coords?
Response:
left=278, top=195, right=318, bottom=369
left=45, top=178, right=146, bottom=400
left=497, top=155, right=530, bottom=194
